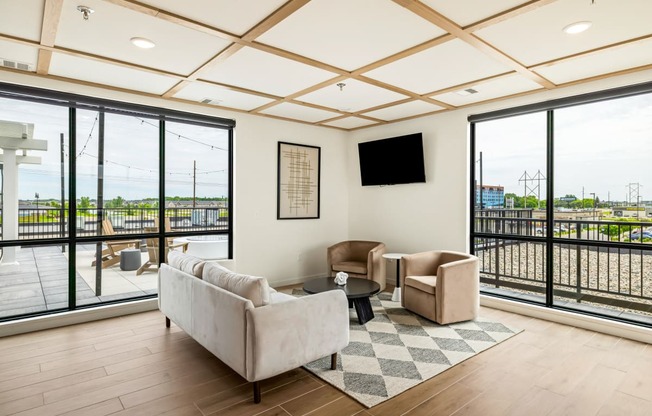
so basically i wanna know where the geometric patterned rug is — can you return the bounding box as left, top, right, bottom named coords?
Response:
left=296, top=290, right=522, bottom=408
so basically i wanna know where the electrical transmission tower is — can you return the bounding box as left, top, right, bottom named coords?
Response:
left=626, top=182, right=641, bottom=205
left=518, top=170, right=546, bottom=208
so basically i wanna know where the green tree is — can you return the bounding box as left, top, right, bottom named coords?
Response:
left=79, top=196, right=91, bottom=209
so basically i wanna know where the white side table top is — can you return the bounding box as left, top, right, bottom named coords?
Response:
left=383, top=252, right=407, bottom=260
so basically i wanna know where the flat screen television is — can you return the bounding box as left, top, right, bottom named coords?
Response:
left=358, top=133, right=426, bottom=186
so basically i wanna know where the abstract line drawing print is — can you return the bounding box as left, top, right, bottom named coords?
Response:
left=278, top=142, right=320, bottom=219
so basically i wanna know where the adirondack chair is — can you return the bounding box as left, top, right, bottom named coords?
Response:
left=91, top=219, right=141, bottom=268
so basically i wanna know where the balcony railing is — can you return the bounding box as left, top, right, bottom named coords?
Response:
left=2, top=207, right=229, bottom=239
left=474, top=215, right=652, bottom=315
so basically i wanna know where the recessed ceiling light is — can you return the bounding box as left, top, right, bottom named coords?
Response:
left=563, top=21, right=592, bottom=34
left=130, top=37, right=156, bottom=49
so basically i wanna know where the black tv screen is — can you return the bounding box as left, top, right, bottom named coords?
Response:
left=358, top=133, right=426, bottom=186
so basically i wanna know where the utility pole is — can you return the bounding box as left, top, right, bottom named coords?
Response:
left=60, top=133, right=65, bottom=252
left=192, top=160, right=196, bottom=208
left=478, top=152, right=483, bottom=210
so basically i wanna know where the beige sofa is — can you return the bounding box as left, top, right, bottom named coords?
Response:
left=400, top=250, right=479, bottom=325
left=327, top=240, right=386, bottom=291
left=159, top=251, right=349, bottom=403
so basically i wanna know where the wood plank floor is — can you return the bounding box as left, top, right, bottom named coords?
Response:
left=1, top=298, right=651, bottom=415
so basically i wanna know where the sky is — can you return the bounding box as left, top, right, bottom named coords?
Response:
left=475, top=92, right=652, bottom=203
left=0, top=98, right=229, bottom=201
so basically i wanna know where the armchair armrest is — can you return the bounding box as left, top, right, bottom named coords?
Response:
left=367, top=243, right=386, bottom=289
left=327, top=241, right=350, bottom=271
left=436, top=256, right=479, bottom=324
left=245, top=290, right=349, bottom=382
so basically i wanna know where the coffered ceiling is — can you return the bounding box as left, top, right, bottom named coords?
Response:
left=1, top=0, right=651, bottom=130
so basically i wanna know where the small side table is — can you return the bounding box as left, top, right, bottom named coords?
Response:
left=383, top=253, right=407, bottom=302
left=120, top=249, right=142, bottom=271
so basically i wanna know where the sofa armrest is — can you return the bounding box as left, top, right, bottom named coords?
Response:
left=436, top=256, right=479, bottom=324
left=245, top=290, right=349, bottom=382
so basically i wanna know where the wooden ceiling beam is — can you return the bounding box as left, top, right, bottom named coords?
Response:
left=392, top=0, right=555, bottom=89
left=37, top=0, right=64, bottom=75
left=464, top=0, right=559, bottom=32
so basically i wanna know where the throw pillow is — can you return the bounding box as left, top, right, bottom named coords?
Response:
left=167, top=250, right=206, bottom=278
left=203, top=262, right=270, bottom=307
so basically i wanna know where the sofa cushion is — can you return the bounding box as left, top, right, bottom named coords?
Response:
left=332, top=261, right=367, bottom=275
left=167, top=250, right=206, bottom=278
left=405, top=275, right=437, bottom=294
left=203, top=262, right=270, bottom=307
left=269, top=291, right=295, bottom=304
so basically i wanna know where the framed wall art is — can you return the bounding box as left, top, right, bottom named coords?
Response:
left=277, top=141, right=320, bottom=219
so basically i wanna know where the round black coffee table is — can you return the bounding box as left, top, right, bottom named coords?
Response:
left=303, top=277, right=381, bottom=324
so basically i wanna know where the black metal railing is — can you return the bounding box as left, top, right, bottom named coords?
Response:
left=474, top=214, right=652, bottom=313
left=2, top=207, right=229, bottom=239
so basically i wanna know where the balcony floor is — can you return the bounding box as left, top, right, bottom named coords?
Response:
left=0, top=245, right=157, bottom=319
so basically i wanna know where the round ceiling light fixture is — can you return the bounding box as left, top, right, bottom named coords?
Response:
left=563, top=21, right=592, bottom=34
left=130, top=37, right=156, bottom=49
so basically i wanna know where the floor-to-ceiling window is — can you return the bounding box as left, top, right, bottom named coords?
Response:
left=471, top=81, right=652, bottom=326
left=0, top=83, right=234, bottom=321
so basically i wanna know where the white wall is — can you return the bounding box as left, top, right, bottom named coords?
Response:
left=3, top=68, right=652, bottom=287
left=0, top=72, right=350, bottom=287
left=347, top=69, right=652, bottom=256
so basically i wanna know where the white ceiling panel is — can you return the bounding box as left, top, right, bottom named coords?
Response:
left=0, top=41, right=39, bottom=71
left=431, top=73, right=542, bottom=106
left=137, top=0, right=287, bottom=36
left=362, top=100, right=445, bottom=121
left=259, top=102, right=341, bottom=123
left=475, top=0, right=652, bottom=66
left=56, top=0, right=230, bottom=75
left=173, top=81, right=274, bottom=111
left=364, top=39, right=511, bottom=95
left=0, top=0, right=44, bottom=41
left=323, top=117, right=378, bottom=129
left=257, top=0, right=446, bottom=71
left=534, top=38, right=652, bottom=85
left=296, top=79, right=408, bottom=112
left=49, top=53, right=179, bottom=95
left=421, top=0, right=530, bottom=27
left=201, top=47, right=337, bottom=97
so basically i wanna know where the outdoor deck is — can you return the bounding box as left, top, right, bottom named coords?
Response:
left=0, top=245, right=157, bottom=318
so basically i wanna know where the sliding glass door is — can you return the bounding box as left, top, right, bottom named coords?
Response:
left=0, top=83, right=234, bottom=322
left=471, top=81, right=652, bottom=326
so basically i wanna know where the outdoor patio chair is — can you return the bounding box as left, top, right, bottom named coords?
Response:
left=91, top=219, right=141, bottom=269
left=153, top=217, right=175, bottom=245
left=137, top=237, right=189, bottom=275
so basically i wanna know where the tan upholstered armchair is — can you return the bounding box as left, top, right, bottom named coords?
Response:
left=399, top=250, right=479, bottom=324
left=327, top=240, right=386, bottom=291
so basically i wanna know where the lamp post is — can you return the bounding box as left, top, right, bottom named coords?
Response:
left=589, top=192, right=596, bottom=221
left=35, top=192, right=39, bottom=219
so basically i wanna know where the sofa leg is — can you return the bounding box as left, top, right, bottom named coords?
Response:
left=253, top=381, right=261, bottom=403
left=331, top=353, right=337, bottom=370
left=165, top=317, right=170, bottom=328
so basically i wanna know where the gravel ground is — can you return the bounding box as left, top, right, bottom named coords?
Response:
left=476, top=241, right=652, bottom=314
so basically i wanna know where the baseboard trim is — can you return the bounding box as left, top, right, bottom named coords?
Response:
left=0, top=298, right=159, bottom=337
left=272, top=274, right=326, bottom=289
left=481, top=295, right=652, bottom=344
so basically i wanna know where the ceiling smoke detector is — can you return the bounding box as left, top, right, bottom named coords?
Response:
left=77, top=5, right=94, bottom=21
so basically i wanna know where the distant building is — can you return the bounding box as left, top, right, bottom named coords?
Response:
left=476, top=185, right=504, bottom=208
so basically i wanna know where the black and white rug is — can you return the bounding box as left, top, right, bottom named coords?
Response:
left=295, top=290, right=522, bottom=408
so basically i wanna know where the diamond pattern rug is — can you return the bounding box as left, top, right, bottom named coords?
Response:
left=294, top=290, right=522, bottom=408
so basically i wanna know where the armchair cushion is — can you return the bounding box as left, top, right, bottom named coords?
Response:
left=332, top=261, right=367, bottom=275
left=405, top=275, right=437, bottom=294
